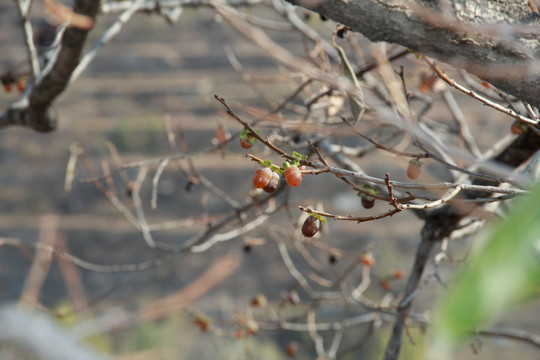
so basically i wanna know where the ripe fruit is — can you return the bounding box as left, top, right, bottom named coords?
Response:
left=250, top=294, right=267, bottom=307
left=511, top=120, right=527, bottom=135
left=262, top=171, right=280, bottom=193
left=253, top=166, right=272, bottom=188
left=286, top=341, right=298, bottom=357
left=16, top=80, right=25, bottom=92
left=193, top=315, right=210, bottom=332
left=285, top=166, right=302, bottom=187
left=240, top=138, right=252, bottom=149
left=393, top=270, right=404, bottom=279
left=361, top=195, right=375, bottom=209
left=302, top=215, right=320, bottom=237
left=407, top=159, right=423, bottom=180
left=381, top=279, right=391, bottom=291
left=362, top=252, right=375, bottom=267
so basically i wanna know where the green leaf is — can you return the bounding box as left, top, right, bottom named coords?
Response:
left=308, top=212, right=327, bottom=224
left=333, top=36, right=365, bottom=124
left=362, top=184, right=379, bottom=195
left=291, top=151, right=308, bottom=160
left=432, top=181, right=540, bottom=348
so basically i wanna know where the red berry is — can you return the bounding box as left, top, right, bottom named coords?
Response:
left=285, top=166, right=302, bottom=187
left=286, top=341, right=298, bottom=357
left=511, top=120, right=527, bottom=135
left=253, top=166, right=272, bottom=188
left=407, top=159, right=422, bottom=180
left=393, top=270, right=404, bottom=279
left=3, top=83, right=12, bottom=92
left=361, top=195, right=375, bottom=209
left=193, top=316, right=210, bottom=332
left=240, top=138, right=252, bottom=149
left=250, top=294, right=267, bottom=307
left=381, top=279, right=391, bottom=291
left=263, top=171, right=280, bottom=193
left=16, top=80, right=25, bottom=92
left=362, top=252, right=375, bottom=267
left=302, top=215, right=320, bottom=237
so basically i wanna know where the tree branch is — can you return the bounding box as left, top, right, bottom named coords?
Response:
left=286, top=0, right=540, bottom=109
left=0, top=0, right=99, bottom=131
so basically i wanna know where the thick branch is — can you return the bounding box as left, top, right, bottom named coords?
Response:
left=287, top=0, right=540, bottom=108
left=0, top=0, right=99, bottom=132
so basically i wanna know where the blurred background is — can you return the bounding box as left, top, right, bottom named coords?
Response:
left=0, top=2, right=539, bottom=359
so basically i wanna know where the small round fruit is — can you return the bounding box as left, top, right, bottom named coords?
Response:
left=361, top=195, right=375, bottom=209
left=302, top=215, right=320, bottom=237
left=16, top=80, right=25, bottom=92
left=193, top=316, right=210, bottom=332
left=393, top=270, right=404, bottom=279
left=362, top=252, right=375, bottom=267
left=407, top=159, right=423, bottom=180
left=381, top=279, right=391, bottom=291
left=253, top=166, right=272, bottom=188
left=285, top=166, right=302, bottom=187
left=240, top=138, right=252, bottom=149
left=511, top=120, right=527, bottom=135
left=263, top=171, right=280, bottom=193
left=286, top=341, right=298, bottom=357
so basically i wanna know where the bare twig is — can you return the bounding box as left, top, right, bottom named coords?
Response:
left=425, top=57, right=538, bottom=126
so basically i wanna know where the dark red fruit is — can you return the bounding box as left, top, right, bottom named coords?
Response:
left=302, top=215, right=320, bottom=237
left=253, top=166, right=272, bottom=188
left=240, top=138, right=252, bottom=149
left=285, top=166, right=302, bottom=187
left=263, top=171, right=280, bottom=193
left=361, top=195, right=375, bottom=209
left=286, top=341, right=298, bottom=357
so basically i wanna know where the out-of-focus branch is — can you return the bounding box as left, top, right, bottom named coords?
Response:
left=100, top=0, right=263, bottom=14
left=0, top=0, right=99, bottom=132
left=0, top=304, right=109, bottom=360
left=286, top=0, right=540, bottom=109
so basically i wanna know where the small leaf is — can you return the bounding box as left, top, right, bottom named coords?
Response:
left=308, top=212, right=327, bottom=224
left=362, top=184, right=379, bottom=195
left=432, top=180, right=540, bottom=349
left=291, top=151, right=308, bottom=160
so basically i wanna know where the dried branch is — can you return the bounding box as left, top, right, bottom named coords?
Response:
left=1, top=0, right=99, bottom=131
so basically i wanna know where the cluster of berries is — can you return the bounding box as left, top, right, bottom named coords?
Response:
left=252, top=165, right=304, bottom=191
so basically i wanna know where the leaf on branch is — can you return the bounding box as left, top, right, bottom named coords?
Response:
left=332, top=36, right=365, bottom=124
left=432, top=180, right=540, bottom=351
left=42, top=0, right=95, bottom=30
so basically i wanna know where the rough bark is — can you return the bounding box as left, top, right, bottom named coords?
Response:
left=286, top=0, right=540, bottom=109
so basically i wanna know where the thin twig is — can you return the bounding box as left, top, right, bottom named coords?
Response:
left=424, top=57, right=538, bottom=126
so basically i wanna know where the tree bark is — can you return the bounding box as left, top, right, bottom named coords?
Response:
left=286, top=0, right=540, bottom=109
left=0, top=0, right=99, bottom=132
